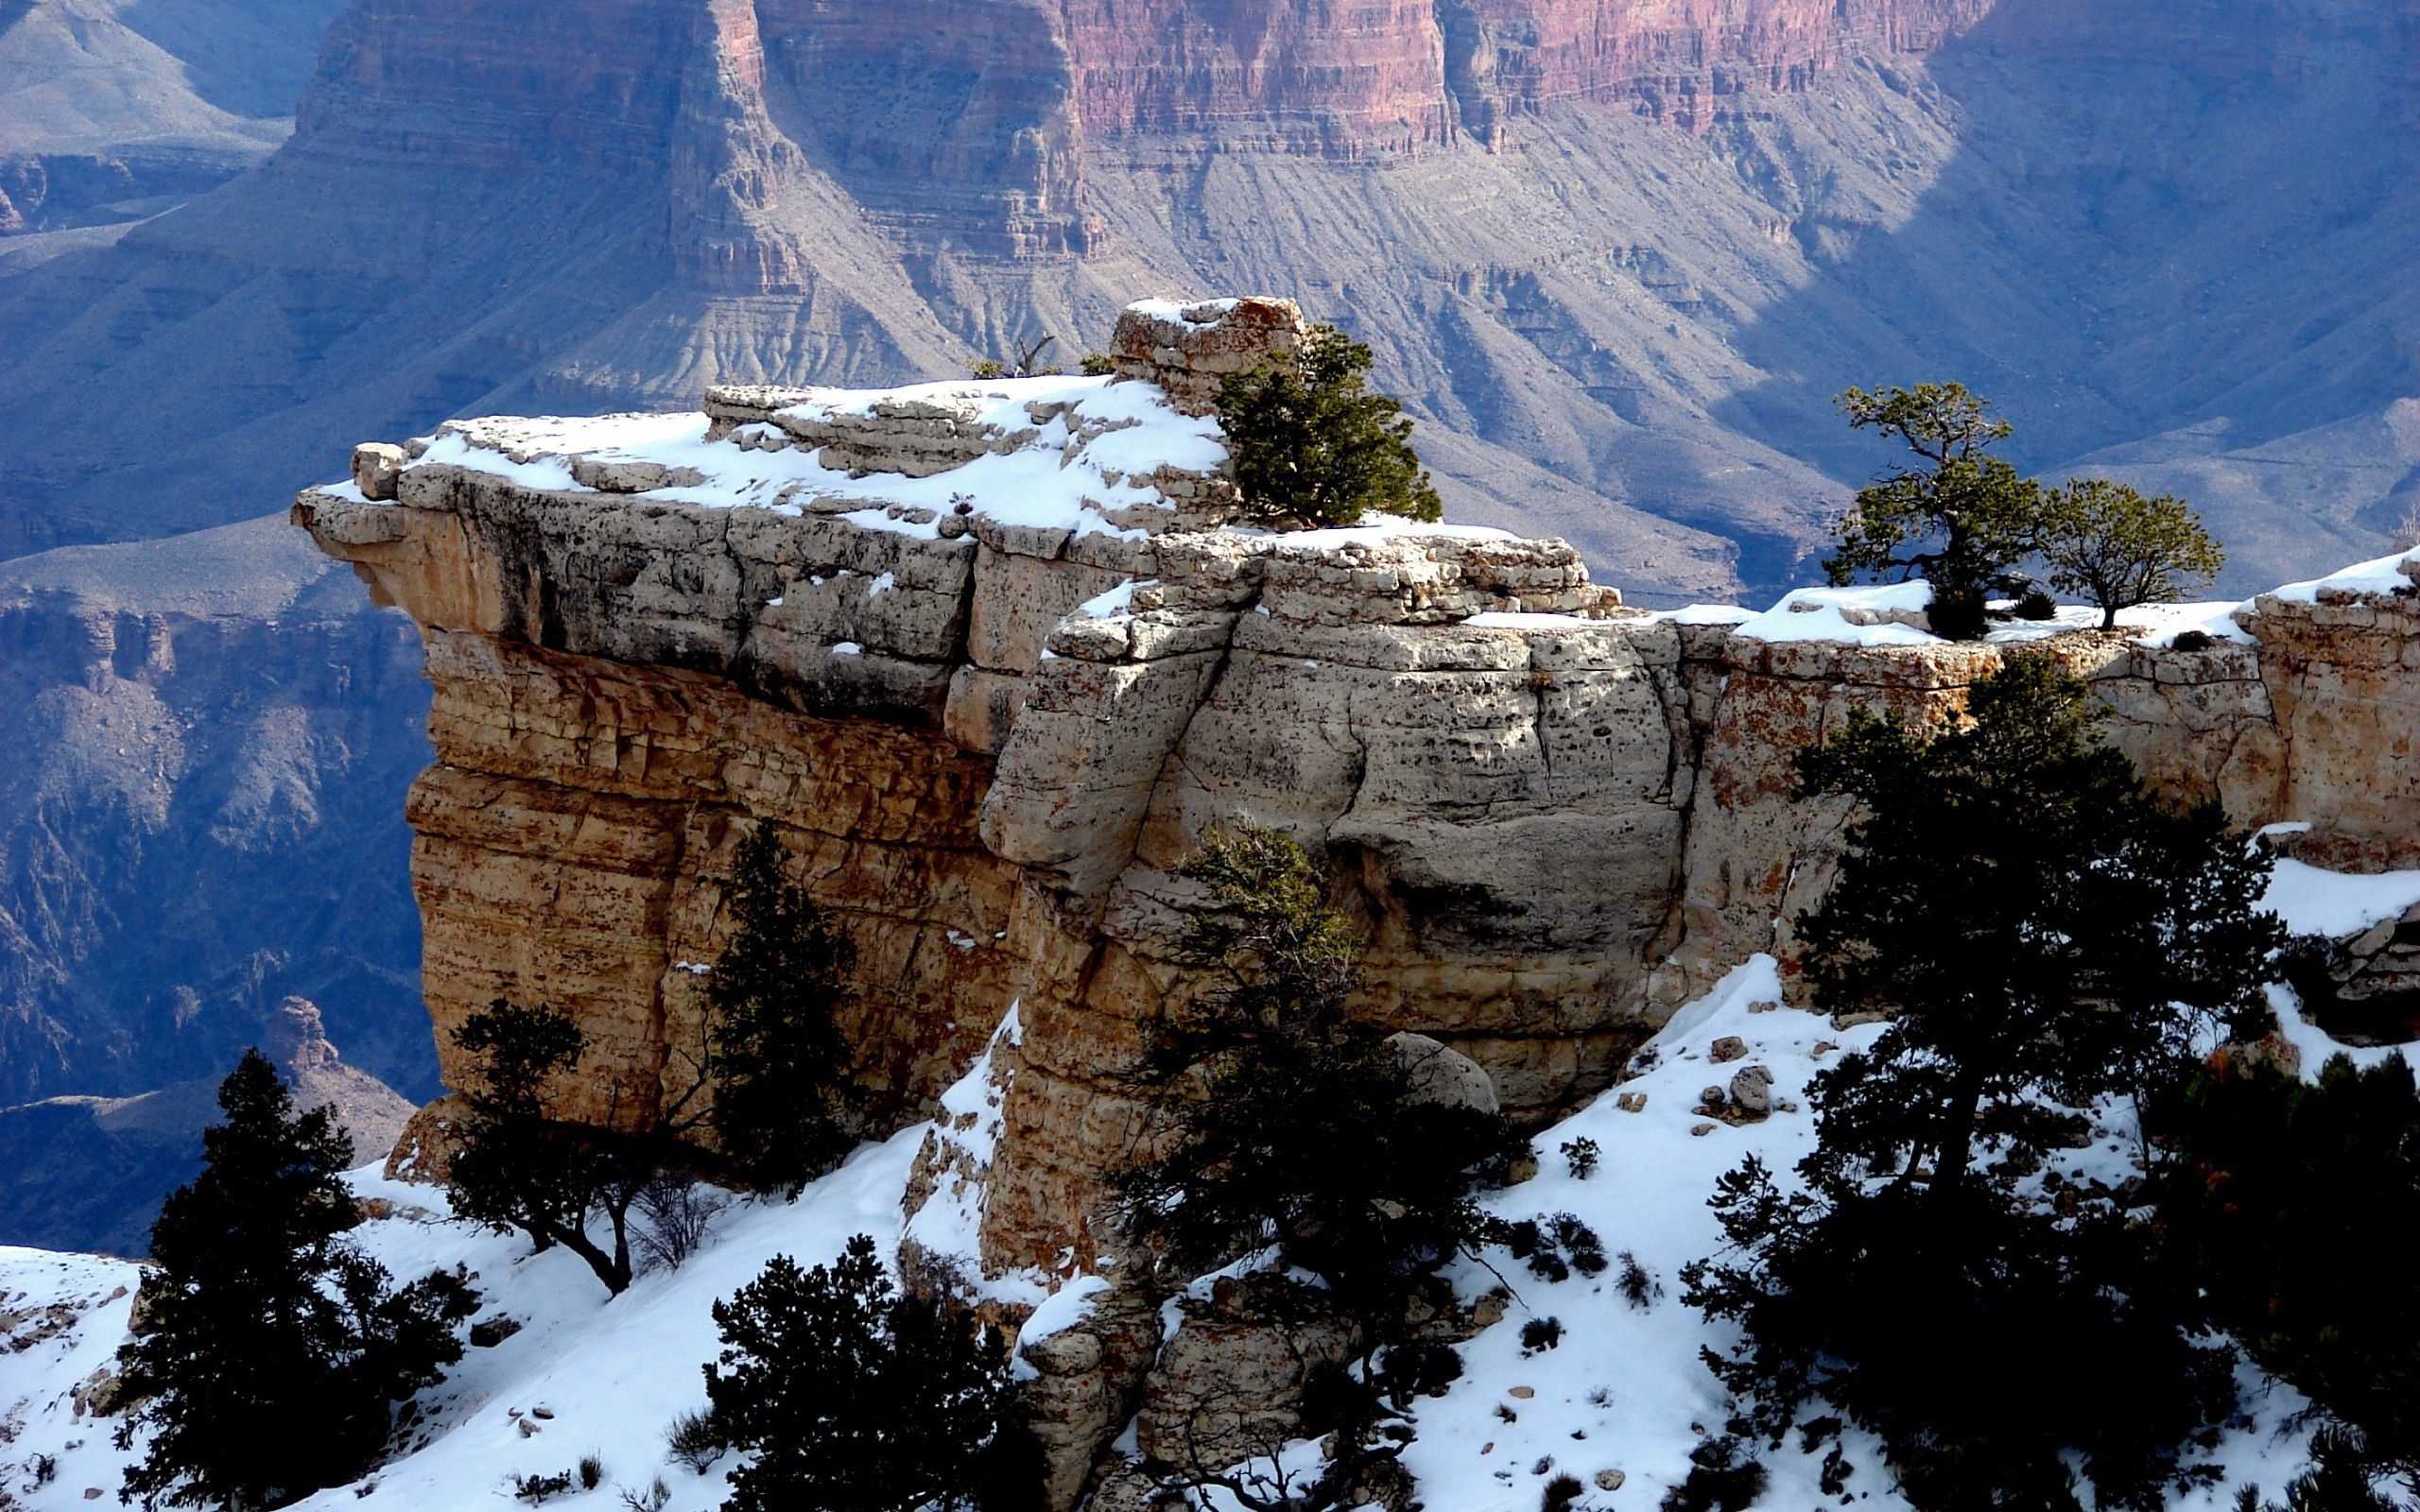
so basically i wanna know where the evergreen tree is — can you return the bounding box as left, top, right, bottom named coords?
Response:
left=702, top=1234, right=1039, bottom=1512
left=446, top=1001, right=668, bottom=1296
left=1115, top=829, right=1519, bottom=1341
left=2152, top=1054, right=2420, bottom=1503
left=705, top=827, right=855, bottom=1195
left=2038, top=477, right=2226, bottom=628
left=1217, top=325, right=1442, bottom=529
left=1824, top=384, right=2049, bottom=640
left=115, top=1051, right=475, bottom=1509
left=1685, top=657, right=2285, bottom=1511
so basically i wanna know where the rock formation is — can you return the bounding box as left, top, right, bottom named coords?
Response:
left=300, top=298, right=2420, bottom=1505
left=0, top=995, right=417, bottom=1255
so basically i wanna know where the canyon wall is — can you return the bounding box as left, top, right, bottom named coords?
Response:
left=300, top=299, right=2420, bottom=1501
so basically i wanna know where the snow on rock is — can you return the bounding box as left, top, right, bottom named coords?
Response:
left=2268, top=545, right=2420, bottom=605
left=1731, top=580, right=1939, bottom=645
left=901, top=1007, right=1056, bottom=1313
left=2261, top=852, right=2420, bottom=939
left=0, top=956, right=2344, bottom=1512
left=1397, top=956, right=2319, bottom=1512
left=0, top=1247, right=144, bottom=1510
left=381, top=374, right=1226, bottom=547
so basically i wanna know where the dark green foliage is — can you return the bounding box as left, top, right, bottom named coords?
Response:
left=2151, top=1054, right=2420, bottom=1500
left=446, top=1001, right=663, bottom=1295
left=1216, top=325, right=1442, bottom=529
left=115, top=1051, right=476, bottom=1510
left=1659, top=1436, right=1768, bottom=1512
left=1559, top=1136, right=1599, bottom=1179
left=1115, top=828, right=1518, bottom=1337
left=1824, top=384, right=2048, bottom=640
left=1542, top=1472, right=1585, bottom=1512
left=1080, top=352, right=1116, bottom=376
left=702, top=1235, right=1040, bottom=1512
left=2239, top=1426, right=2412, bottom=1512
left=511, top=1470, right=576, bottom=1504
left=706, top=827, right=855, bottom=1195
left=2040, top=478, right=2225, bottom=628
left=1518, top=1316, right=1563, bottom=1353
left=1685, top=657, right=2286, bottom=1511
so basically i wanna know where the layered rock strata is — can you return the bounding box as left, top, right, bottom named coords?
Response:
left=301, top=299, right=2420, bottom=1503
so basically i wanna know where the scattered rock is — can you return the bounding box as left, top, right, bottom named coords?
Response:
left=1708, top=1036, right=1747, bottom=1063
left=1689, top=1123, right=1716, bottom=1137
left=469, top=1315, right=523, bottom=1349
left=1596, top=1469, right=1626, bottom=1491
left=1726, top=1065, right=1774, bottom=1120
left=1508, top=1385, right=1535, bottom=1400
left=1615, top=1091, right=1648, bottom=1113
left=351, top=442, right=406, bottom=501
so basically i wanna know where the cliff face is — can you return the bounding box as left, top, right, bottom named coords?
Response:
left=301, top=299, right=2420, bottom=1260
left=299, top=300, right=2420, bottom=1504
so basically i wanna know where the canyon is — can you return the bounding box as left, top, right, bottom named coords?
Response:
left=12, top=0, right=2420, bottom=1206
left=298, top=299, right=2420, bottom=1503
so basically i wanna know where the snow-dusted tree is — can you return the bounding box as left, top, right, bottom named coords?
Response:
left=116, top=1051, right=475, bottom=1509
left=1685, top=655, right=2285, bottom=1512
left=701, top=1234, right=1039, bottom=1512
left=1116, top=828, right=1519, bottom=1332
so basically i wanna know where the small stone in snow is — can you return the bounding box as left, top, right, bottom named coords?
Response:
left=1615, top=1091, right=1647, bottom=1113
left=1508, top=1385, right=1535, bottom=1400
left=1596, top=1469, right=1626, bottom=1491
left=1690, top=1123, right=1716, bottom=1137
left=1748, top=999, right=1779, bottom=1014
left=1709, top=1036, right=1748, bottom=1063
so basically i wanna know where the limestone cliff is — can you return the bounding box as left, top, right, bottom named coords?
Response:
left=300, top=297, right=2420, bottom=1501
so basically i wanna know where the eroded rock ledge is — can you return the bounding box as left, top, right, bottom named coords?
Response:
left=298, top=298, right=2420, bottom=1503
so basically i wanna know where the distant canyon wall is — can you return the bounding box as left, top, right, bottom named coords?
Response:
left=299, top=302, right=2420, bottom=1294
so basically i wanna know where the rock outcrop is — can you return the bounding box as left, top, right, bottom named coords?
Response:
left=300, top=298, right=2420, bottom=1507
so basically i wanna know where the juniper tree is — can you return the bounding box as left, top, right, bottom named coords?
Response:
left=1825, top=383, right=2048, bottom=640
left=2038, top=477, right=2225, bottom=627
left=701, top=1234, right=1039, bottom=1512
left=2152, top=1054, right=2420, bottom=1505
left=1217, top=325, right=1442, bottom=529
left=1685, top=656, right=2286, bottom=1511
left=1116, top=829, right=1518, bottom=1335
left=705, top=827, right=855, bottom=1195
left=116, top=1051, right=475, bottom=1509
left=446, top=1001, right=673, bottom=1296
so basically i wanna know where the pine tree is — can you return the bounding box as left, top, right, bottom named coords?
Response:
left=1116, top=828, right=1519, bottom=1341
left=702, top=1234, right=1039, bottom=1512
left=1685, top=656, right=2285, bottom=1511
left=115, top=1051, right=475, bottom=1509
left=706, top=827, right=854, bottom=1195
left=1824, top=384, right=2049, bottom=640
left=1217, top=325, right=1442, bottom=529
left=2038, top=477, right=2225, bottom=628
left=446, top=1001, right=666, bottom=1296
left=2152, top=1054, right=2420, bottom=1503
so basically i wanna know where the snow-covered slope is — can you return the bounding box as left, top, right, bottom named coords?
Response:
left=6, top=946, right=2396, bottom=1511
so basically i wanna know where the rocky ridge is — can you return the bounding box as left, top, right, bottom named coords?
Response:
left=297, top=299, right=2420, bottom=1506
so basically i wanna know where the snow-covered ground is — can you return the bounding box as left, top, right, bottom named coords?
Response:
left=9, top=932, right=2388, bottom=1511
